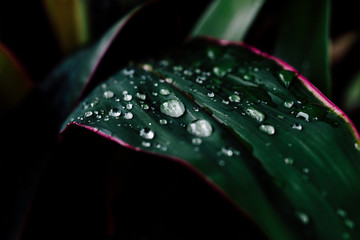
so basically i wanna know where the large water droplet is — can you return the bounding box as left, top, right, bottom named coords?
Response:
left=160, top=99, right=186, bottom=118
left=104, top=91, right=114, bottom=99
left=124, top=112, right=133, bottom=119
left=245, top=107, right=265, bottom=122
left=229, top=94, right=241, bottom=103
left=187, top=119, right=213, bottom=137
left=277, top=70, right=296, bottom=88
left=140, top=128, right=155, bottom=140
left=123, top=94, right=132, bottom=101
left=259, top=124, right=275, bottom=135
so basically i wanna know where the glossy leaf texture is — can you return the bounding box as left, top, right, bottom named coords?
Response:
left=61, top=38, right=360, bottom=240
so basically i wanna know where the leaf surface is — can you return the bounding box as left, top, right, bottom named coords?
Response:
left=62, top=38, right=360, bottom=240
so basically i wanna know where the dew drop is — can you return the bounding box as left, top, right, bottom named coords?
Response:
left=284, top=100, right=294, bottom=108
left=296, top=111, right=310, bottom=121
left=284, top=157, right=294, bottom=165
left=159, top=88, right=171, bottom=96
left=337, top=208, right=347, bottom=218
left=243, top=73, right=254, bottom=81
left=245, top=107, right=265, bottom=122
left=192, top=137, right=202, bottom=145
left=103, top=91, right=114, bottom=99
left=296, top=211, right=310, bottom=224
left=123, top=94, right=132, bottom=101
left=160, top=99, right=186, bottom=118
left=140, top=128, right=155, bottom=140
left=277, top=70, right=296, bottom=88
left=159, top=119, right=168, bottom=125
left=187, top=119, right=213, bottom=137
left=109, top=108, right=121, bottom=117
left=124, top=112, right=133, bottom=120
left=229, top=94, right=241, bottom=103
left=221, top=146, right=234, bottom=157
left=141, top=104, right=149, bottom=110
left=218, top=159, right=226, bottom=167
left=207, top=92, right=215, bottom=98
left=84, top=111, right=93, bottom=117
left=141, top=141, right=151, bottom=147
left=344, top=219, right=355, bottom=229
left=259, top=124, right=275, bottom=135
left=292, top=123, right=303, bottom=130
left=213, top=66, right=226, bottom=77
left=136, top=92, right=146, bottom=100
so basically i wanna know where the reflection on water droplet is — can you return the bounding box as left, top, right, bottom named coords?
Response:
left=160, top=99, right=186, bottom=118
left=159, top=119, right=168, bottom=125
left=109, top=108, right=121, bottom=117
left=104, top=91, right=114, bottom=99
left=207, top=92, right=215, bottom=98
left=296, top=211, right=310, bottom=224
left=284, top=100, right=294, bottom=108
left=284, top=157, right=294, bottom=165
left=259, top=124, right=275, bottom=135
left=192, top=137, right=202, bottom=145
left=84, top=111, right=93, bottom=117
left=245, top=107, right=265, bottom=122
left=187, top=119, right=213, bottom=137
left=124, top=112, right=133, bottom=119
left=229, top=94, right=241, bottom=103
left=159, top=88, right=171, bottom=96
left=140, top=128, right=155, bottom=139
left=292, top=123, right=303, bottom=130
left=296, top=111, right=309, bottom=121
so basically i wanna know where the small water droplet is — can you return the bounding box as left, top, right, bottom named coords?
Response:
left=159, top=88, right=171, bottom=96
left=90, top=99, right=100, bottom=107
left=192, top=137, right=202, bottom=145
left=109, top=108, right=121, bottom=117
left=123, top=94, right=132, bottom=101
left=196, top=76, right=206, bottom=84
left=296, top=211, right=310, bottom=224
left=229, top=94, right=241, bottom=103
left=124, top=112, right=133, bottom=119
left=355, top=143, right=360, bottom=151
left=207, top=92, right=215, bottom=98
left=292, top=123, right=303, bottom=130
left=218, top=159, right=226, bottom=167
left=142, top=63, right=153, bottom=71
left=103, top=91, right=114, bottom=99
left=284, top=157, right=294, bottom=165
left=159, top=119, right=168, bottom=125
left=284, top=100, right=294, bottom=108
left=344, top=219, right=355, bottom=229
left=221, top=146, right=234, bottom=157
left=141, top=141, right=151, bottom=147
left=337, top=208, right=347, bottom=218
left=245, top=107, right=265, bottom=122
left=126, top=103, right=133, bottom=110
left=160, top=99, right=186, bottom=118
left=141, top=104, right=149, bottom=110
left=187, top=119, right=213, bottom=137
left=84, top=111, right=93, bottom=117
left=136, top=92, right=146, bottom=100
left=303, top=168, right=310, bottom=174
left=140, top=128, right=155, bottom=140
left=243, top=73, right=254, bottom=81
left=277, top=70, right=296, bottom=88
left=296, top=111, right=310, bottom=121
left=213, top=66, right=226, bottom=77
left=259, top=124, right=275, bottom=135
left=342, top=232, right=351, bottom=240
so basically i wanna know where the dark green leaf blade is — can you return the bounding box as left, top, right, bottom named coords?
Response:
left=274, top=0, right=331, bottom=97
left=61, top=38, right=360, bottom=240
left=192, top=0, right=265, bottom=41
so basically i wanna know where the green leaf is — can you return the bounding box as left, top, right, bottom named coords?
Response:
left=274, top=0, right=331, bottom=97
left=191, top=0, right=265, bottom=41
left=61, top=38, right=360, bottom=240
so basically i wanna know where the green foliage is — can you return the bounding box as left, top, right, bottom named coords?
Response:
left=63, top=38, right=360, bottom=240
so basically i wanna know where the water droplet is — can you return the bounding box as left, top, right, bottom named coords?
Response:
left=277, top=70, right=296, bottom=88
left=140, top=128, right=155, bottom=140
left=284, top=157, right=294, bottom=165
left=229, top=94, right=241, bottom=103
left=126, top=103, right=133, bottom=109
left=142, top=63, right=153, bottom=71
left=159, top=88, right=171, bottom=96
left=159, top=119, right=168, bottom=125
left=160, top=99, right=186, bottom=118
left=296, top=211, right=310, bottom=224
left=344, top=219, right=355, bottom=229
left=104, top=91, right=114, bottom=99
left=245, top=107, right=265, bottom=122
left=292, top=123, right=303, bottom=130
left=109, top=108, right=121, bottom=117
left=218, top=159, right=226, bottom=167
left=187, top=119, right=213, bottom=137
left=342, top=232, right=351, bottom=240
left=303, top=168, right=310, bottom=174
left=123, top=94, right=132, bottom=101
left=141, top=141, right=151, bottom=147
left=221, top=146, right=234, bottom=157
left=136, top=92, right=146, bottom=100
left=355, top=143, right=360, bottom=151
left=296, top=111, right=310, bottom=121
left=90, top=99, right=100, bottom=107
left=213, top=66, right=226, bottom=77
left=337, top=208, right=347, bottom=218
left=284, top=100, right=294, bottom=108
left=243, top=73, right=254, bottom=81
left=84, top=111, right=93, bottom=117
left=207, top=92, right=215, bottom=98
left=222, top=100, right=229, bottom=105
left=141, top=104, right=149, bottom=110
left=192, top=137, right=202, bottom=145
left=124, top=112, right=133, bottom=119
left=196, top=76, right=206, bottom=84
left=259, top=124, right=275, bottom=135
